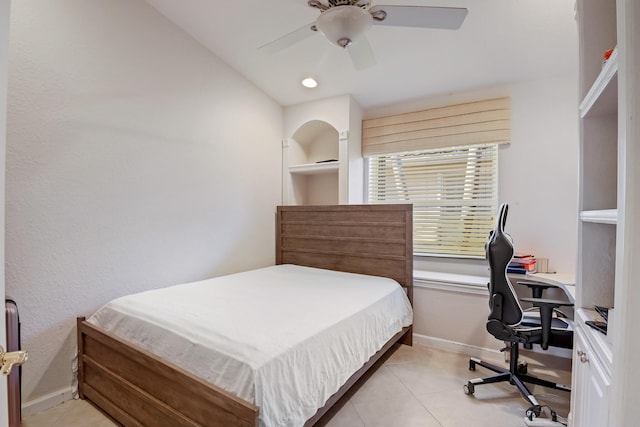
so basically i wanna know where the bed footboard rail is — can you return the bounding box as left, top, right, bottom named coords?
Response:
left=77, top=317, right=259, bottom=427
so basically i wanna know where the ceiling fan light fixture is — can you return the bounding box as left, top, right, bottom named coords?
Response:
left=315, top=5, right=372, bottom=49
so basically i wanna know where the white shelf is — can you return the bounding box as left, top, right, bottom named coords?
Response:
left=580, top=209, right=618, bottom=224
left=288, top=161, right=339, bottom=175
left=580, top=47, right=618, bottom=118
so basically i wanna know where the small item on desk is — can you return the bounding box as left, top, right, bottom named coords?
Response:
left=511, top=253, right=537, bottom=272
left=585, top=320, right=607, bottom=335
left=509, top=259, right=537, bottom=273
left=507, top=264, right=527, bottom=274
left=513, top=253, right=535, bottom=262
left=536, top=257, right=549, bottom=274
left=594, top=304, right=609, bottom=322
left=603, top=48, right=614, bottom=67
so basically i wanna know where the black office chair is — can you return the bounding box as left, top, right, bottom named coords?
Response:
left=463, top=203, right=573, bottom=415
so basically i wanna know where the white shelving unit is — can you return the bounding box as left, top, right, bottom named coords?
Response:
left=571, top=0, right=640, bottom=425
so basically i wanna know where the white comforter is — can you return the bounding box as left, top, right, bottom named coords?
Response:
left=88, top=264, right=413, bottom=426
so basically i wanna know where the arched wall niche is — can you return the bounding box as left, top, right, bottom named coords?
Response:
left=282, top=95, right=364, bottom=206
left=286, top=120, right=340, bottom=205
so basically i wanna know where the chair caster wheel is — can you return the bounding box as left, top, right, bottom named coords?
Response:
left=517, top=362, right=528, bottom=375
left=468, top=360, right=476, bottom=371
left=463, top=383, right=475, bottom=395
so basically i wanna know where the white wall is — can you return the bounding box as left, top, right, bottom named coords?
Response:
left=501, top=77, right=579, bottom=274
left=285, top=95, right=354, bottom=140
left=6, top=0, right=283, bottom=408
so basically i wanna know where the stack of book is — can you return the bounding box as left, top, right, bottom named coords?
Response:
left=507, top=253, right=537, bottom=274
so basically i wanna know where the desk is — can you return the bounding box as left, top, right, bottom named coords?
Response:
left=524, top=272, right=576, bottom=303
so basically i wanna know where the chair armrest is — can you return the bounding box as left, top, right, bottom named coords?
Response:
left=517, top=280, right=559, bottom=299
left=519, top=297, right=573, bottom=307
left=520, top=298, right=573, bottom=349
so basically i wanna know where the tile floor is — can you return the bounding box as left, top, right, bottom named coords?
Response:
left=22, top=344, right=571, bottom=427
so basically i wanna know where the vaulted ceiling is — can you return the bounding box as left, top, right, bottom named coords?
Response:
left=145, top=0, right=578, bottom=110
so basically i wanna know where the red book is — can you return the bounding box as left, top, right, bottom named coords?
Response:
left=510, top=259, right=537, bottom=272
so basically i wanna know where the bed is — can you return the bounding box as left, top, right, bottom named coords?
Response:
left=77, top=204, right=413, bottom=427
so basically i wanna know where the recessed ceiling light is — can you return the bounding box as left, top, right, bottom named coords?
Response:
left=302, top=77, right=318, bottom=88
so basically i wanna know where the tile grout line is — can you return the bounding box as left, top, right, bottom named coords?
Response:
left=384, top=359, right=447, bottom=427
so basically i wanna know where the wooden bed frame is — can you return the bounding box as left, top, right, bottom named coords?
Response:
left=77, top=204, right=413, bottom=427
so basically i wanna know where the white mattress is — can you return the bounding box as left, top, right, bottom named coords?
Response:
left=88, top=264, right=413, bottom=427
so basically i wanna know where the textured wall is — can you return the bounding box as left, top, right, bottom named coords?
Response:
left=6, top=0, right=283, bottom=404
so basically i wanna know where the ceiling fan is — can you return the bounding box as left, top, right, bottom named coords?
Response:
left=260, top=0, right=468, bottom=70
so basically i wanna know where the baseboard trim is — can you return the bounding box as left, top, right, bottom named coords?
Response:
left=413, top=333, right=504, bottom=363
left=22, top=387, right=74, bottom=417
left=412, top=333, right=572, bottom=371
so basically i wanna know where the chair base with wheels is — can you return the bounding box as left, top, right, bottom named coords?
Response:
left=463, top=342, right=570, bottom=416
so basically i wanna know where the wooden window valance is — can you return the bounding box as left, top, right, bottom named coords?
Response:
left=362, top=97, right=511, bottom=156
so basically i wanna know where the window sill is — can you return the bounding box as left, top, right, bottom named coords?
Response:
left=414, top=270, right=488, bottom=295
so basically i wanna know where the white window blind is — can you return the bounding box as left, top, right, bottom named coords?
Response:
left=367, top=144, right=497, bottom=258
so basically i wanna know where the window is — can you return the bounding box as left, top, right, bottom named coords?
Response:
left=362, top=97, right=509, bottom=257
left=367, top=143, right=497, bottom=258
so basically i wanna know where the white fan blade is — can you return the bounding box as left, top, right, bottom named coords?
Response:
left=346, top=36, right=376, bottom=70
left=259, top=22, right=317, bottom=54
left=370, top=5, right=468, bottom=30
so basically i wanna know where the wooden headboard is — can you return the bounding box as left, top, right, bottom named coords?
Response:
left=276, top=204, right=413, bottom=304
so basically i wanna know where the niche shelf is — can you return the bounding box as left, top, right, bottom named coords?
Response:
left=579, top=209, right=618, bottom=224
left=288, top=161, right=340, bottom=176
